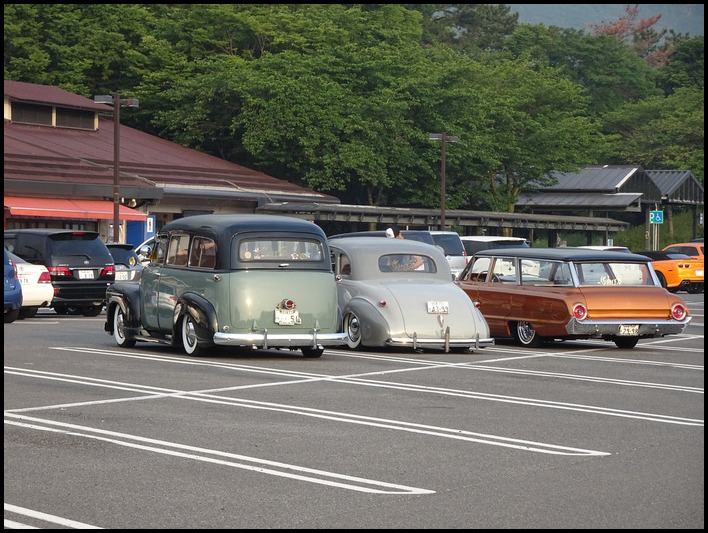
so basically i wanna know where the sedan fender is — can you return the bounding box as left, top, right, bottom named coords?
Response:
left=343, top=297, right=391, bottom=347
left=172, top=292, right=219, bottom=347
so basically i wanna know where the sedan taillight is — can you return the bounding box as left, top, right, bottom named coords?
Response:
left=38, top=271, right=52, bottom=284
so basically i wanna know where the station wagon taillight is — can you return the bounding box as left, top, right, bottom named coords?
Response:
left=572, top=303, right=588, bottom=320
left=671, top=303, right=688, bottom=320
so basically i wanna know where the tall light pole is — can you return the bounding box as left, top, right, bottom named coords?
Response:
left=428, top=133, right=458, bottom=230
left=94, top=93, right=139, bottom=243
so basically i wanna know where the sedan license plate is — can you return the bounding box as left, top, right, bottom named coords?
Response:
left=274, top=308, right=302, bottom=326
left=618, top=324, right=639, bottom=336
left=427, top=301, right=449, bottom=314
left=18, top=276, right=30, bottom=285
left=78, top=270, right=95, bottom=279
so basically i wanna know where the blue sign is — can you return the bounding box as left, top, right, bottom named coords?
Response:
left=650, top=210, right=664, bottom=224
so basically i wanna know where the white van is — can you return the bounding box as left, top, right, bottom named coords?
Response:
left=460, top=235, right=529, bottom=257
left=428, top=231, right=468, bottom=277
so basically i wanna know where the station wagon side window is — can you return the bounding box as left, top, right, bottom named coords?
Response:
left=189, top=237, right=217, bottom=269
left=491, top=258, right=516, bottom=283
left=166, top=234, right=191, bottom=267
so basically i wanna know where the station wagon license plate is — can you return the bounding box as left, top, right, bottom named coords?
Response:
left=78, top=270, right=94, bottom=279
left=427, top=301, right=449, bottom=314
left=274, top=308, right=302, bottom=325
left=618, top=324, right=639, bottom=336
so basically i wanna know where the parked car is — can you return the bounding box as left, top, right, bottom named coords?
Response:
left=455, top=248, right=691, bottom=349
left=105, top=214, right=347, bottom=357
left=4, top=248, right=22, bottom=323
left=460, top=235, right=530, bottom=257
left=328, top=230, right=436, bottom=246
left=636, top=250, right=704, bottom=294
left=328, top=236, right=494, bottom=352
left=577, top=245, right=631, bottom=252
left=107, top=243, right=144, bottom=282
left=4, top=229, right=115, bottom=316
left=428, top=230, right=468, bottom=278
left=7, top=250, right=53, bottom=318
left=661, top=242, right=704, bottom=261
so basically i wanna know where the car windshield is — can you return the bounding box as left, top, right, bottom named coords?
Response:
left=238, top=238, right=324, bottom=262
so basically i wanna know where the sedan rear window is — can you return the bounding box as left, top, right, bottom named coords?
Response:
left=239, top=239, right=324, bottom=262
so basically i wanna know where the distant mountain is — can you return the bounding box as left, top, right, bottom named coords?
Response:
left=507, top=4, right=704, bottom=36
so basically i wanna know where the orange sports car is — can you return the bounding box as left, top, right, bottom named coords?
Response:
left=637, top=250, right=704, bottom=294
left=662, top=242, right=704, bottom=261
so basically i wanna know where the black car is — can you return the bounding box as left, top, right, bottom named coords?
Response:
left=107, top=243, right=144, bottom=282
left=4, top=229, right=115, bottom=316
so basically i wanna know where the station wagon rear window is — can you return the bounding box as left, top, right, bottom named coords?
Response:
left=239, top=238, right=324, bottom=262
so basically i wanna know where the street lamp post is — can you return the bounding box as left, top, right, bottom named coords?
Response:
left=428, top=132, right=458, bottom=230
left=94, top=93, right=139, bottom=243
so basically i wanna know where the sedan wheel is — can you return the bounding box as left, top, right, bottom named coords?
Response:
left=113, top=306, right=136, bottom=348
left=514, top=321, right=543, bottom=347
left=344, top=312, right=363, bottom=350
left=181, top=313, right=204, bottom=356
left=301, top=346, right=324, bottom=358
left=82, top=305, right=104, bottom=317
left=4, top=309, right=20, bottom=323
left=18, top=307, right=38, bottom=319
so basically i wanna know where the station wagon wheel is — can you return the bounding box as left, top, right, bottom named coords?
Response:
left=344, top=312, right=363, bottom=350
left=513, top=321, right=543, bottom=347
left=301, top=346, right=324, bottom=358
left=614, top=336, right=639, bottom=349
left=113, top=305, right=136, bottom=348
left=181, top=313, right=205, bottom=356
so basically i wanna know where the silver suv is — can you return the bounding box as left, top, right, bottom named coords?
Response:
left=428, top=231, right=467, bottom=277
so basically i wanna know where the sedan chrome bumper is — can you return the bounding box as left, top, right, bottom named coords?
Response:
left=213, top=331, right=347, bottom=349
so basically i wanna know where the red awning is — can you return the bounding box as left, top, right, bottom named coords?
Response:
left=4, top=196, right=147, bottom=221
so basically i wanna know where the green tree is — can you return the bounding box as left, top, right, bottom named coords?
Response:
left=600, top=86, right=704, bottom=181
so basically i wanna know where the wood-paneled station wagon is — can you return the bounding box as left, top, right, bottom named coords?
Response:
left=105, top=214, right=347, bottom=357
left=455, top=248, right=691, bottom=349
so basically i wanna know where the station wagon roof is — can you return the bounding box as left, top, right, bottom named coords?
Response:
left=161, top=214, right=327, bottom=238
left=472, top=247, right=652, bottom=263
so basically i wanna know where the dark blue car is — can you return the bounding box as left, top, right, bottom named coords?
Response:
left=4, top=248, right=22, bottom=323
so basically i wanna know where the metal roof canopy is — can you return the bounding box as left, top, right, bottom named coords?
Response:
left=256, top=202, right=630, bottom=232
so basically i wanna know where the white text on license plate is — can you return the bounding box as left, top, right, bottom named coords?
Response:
left=619, top=324, right=639, bottom=336
left=427, top=301, right=449, bottom=314
left=78, top=270, right=94, bottom=279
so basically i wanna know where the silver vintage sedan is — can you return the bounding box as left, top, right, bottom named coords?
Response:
left=328, top=237, right=494, bottom=352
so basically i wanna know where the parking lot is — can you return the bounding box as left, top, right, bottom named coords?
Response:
left=4, top=294, right=704, bottom=529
